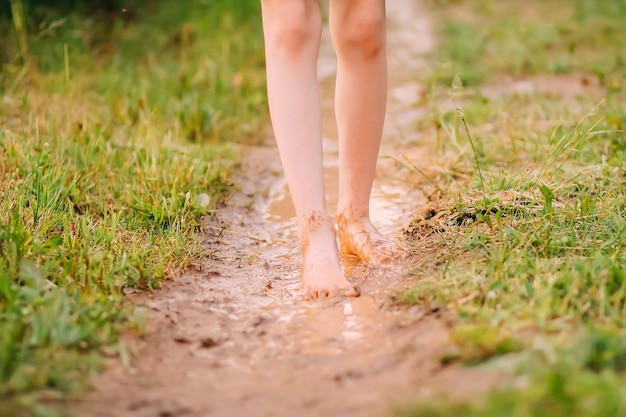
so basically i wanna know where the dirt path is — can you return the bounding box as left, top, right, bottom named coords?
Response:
left=73, top=2, right=492, bottom=416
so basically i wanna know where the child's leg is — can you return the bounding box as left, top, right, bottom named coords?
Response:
left=261, top=0, right=357, bottom=299
left=329, top=0, right=399, bottom=263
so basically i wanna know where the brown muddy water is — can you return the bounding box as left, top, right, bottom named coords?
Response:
left=72, top=2, right=497, bottom=417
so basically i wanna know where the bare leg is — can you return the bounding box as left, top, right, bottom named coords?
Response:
left=261, top=0, right=357, bottom=299
left=330, top=0, right=402, bottom=263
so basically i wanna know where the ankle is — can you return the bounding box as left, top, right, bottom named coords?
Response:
left=298, top=210, right=336, bottom=252
left=337, top=209, right=369, bottom=225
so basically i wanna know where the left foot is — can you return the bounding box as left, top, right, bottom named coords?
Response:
left=336, top=213, right=405, bottom=263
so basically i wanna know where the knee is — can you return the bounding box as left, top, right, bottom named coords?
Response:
left=334, top=12, right=386, bottom=60
left=262, top=1, right=320, bottom=56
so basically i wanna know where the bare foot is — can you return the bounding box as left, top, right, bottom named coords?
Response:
left=337, top=213, right=405, bottom=263
left=299, top=212, right=358, bottom=301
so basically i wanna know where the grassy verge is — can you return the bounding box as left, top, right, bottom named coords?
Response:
left=0, top=1, right=266, bottom=416
left=399, top=0, right=626, bottom=415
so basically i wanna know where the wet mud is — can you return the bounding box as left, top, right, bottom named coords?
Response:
left=72, top=2, right=497, bottom=416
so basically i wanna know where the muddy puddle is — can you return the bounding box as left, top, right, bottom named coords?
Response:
left=72, top=2, right=497, bottom=417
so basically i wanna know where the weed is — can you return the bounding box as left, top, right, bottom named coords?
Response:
left=0, top=1, right=266, bottom=415
left=400, top=0, right=626, bottom=414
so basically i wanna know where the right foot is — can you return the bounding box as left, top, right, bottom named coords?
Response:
left=299, top=212, right=358, bottom=301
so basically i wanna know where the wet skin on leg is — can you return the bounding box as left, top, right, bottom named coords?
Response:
left=260, top=0, right=357, bottom=299
left=329, top=0, right=404, bottom=263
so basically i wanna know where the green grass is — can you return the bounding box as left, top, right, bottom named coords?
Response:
left=0, top=1, right=266, bottom=416
left=426, top=0, right=626, bottom=88
left=399, top=0, right=626, bottom=415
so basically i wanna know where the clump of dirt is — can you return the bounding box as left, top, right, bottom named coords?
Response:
left=405, top=190, right=542, bottom=238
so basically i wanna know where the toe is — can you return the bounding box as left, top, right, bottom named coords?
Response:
left=369, top=241, right=406, bottom=263
left=327, top=286, right=358, bottom=299
left=345, top=285, right=359, bottom=298
left=302, top=286, right=312, bottom=301
left=373, top=252, right=392, bottom=264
